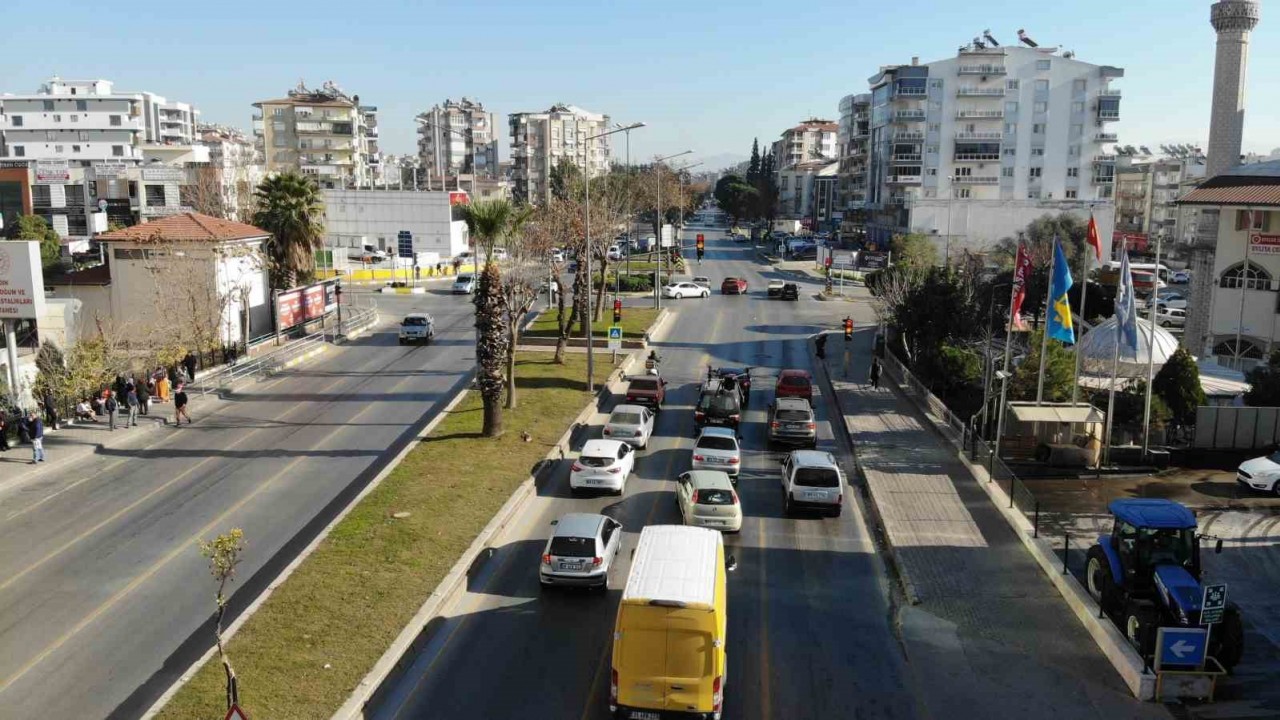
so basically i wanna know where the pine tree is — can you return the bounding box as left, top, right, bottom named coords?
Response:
left=1153, top=347, right=1205, bottom=425
left=747, top=139, right=761, bottom=186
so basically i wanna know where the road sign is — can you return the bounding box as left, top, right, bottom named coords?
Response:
left=1155, top=627, right=1208, bottom=670
left=1201, top=583, right=1228, bottom=625
left=397, top=230, right=414, bottom=258
left=607, top=325, right=622, bottom=351
left=224, top=703, right=249, bottom=720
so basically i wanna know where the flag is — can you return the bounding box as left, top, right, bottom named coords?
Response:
left=1047, top=238, right=1075, bottom=343
left=1115, top=248, right=1140, bottom=355
left=1086, top=213, right=1103, bottom=263
left=1010, top=241, right=1032, bottom=331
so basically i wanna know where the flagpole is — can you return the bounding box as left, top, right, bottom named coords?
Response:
left=1036, top=234, right=1057, bottom=406
left=1141, top=232, right=1164, bottom=455
left=1103, top=309, right=1124, bottom=469
left=1072, top=216, right=1097, bottom=404
left=993, top=277, right=1021, bottom=468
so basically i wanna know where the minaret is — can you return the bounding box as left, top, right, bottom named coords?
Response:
left=1207, top=0, right=1261, bottom=176
left=1184, top=0, right=1262, bottom=356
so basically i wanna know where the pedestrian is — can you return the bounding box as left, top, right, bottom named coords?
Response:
left=43, top=389, right=60, bottom=431
left=104, top=390, right=119, bottom=431
left=75, top=399, right=95, bottom=422
left=139, top=378, right=150, bottom=416
left=183, top=352, right=197, bottom=383
left=815, top=334, right=828, bottom=360
left=156, top=372, right=171, bottom=403
left=174, top=383, right=191, bottom=425
left=28, top=411, right=44, bottom=464
left=125, top=383, right=139, bottom=427
left=0, top=413, right=10, bottom=453
left=869, top=358, right=882, bottom=390
left=435, top=262, right=443, bottom=276
left=226, top=344, right=238, bottom=367
left=414, top=264, right=421, bottom=281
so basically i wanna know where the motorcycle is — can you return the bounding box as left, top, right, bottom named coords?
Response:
left=645, top=355, right=662, bottom=375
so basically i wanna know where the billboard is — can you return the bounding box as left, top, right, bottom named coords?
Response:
left=0, top=241, right=47, bottom=321
left=276, top=289, right=303, bottom=330
left=34, top=160, right=70, bottom=184
left=1249, top=233, right=1280, bottom=255
left=324, top=282, right=338, bottom=313
left=302, top=284, right=326, bottom=321
left=858, top=251, right=890, bottom=269
left=449, top=191, right=470, bottom=206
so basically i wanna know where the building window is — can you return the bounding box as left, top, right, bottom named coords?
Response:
left=1036, top=59, right=1052, bottom=71
left=927, top=168, right=938, bottom=176
left=1006, top=79, right=1020, bottom=90
left=1035, top=79, right=1050, bottom=92
left=1065, top=190, right=1078, bottom=199
left=76, top=100, right=87, bottom=111
left=1003, top=148, right=1016, bottom=157
left=10, top=116, right=21, bottom=127
left=1032, top=123, right=1045, bottom=134
left=1073, top=79, right=1087, bottom=93
left=112, top=145, right=124, bottom=157
left=1002, top=167, right=1015, bottom=178
left=1034, top=101, right=1048, bottom=113
left=926, top=145, right=938, bottom=154
left=928, top=123, right=941, bottom=132
left=1031, top=147, right=1045, bottom=157
left=145, top=185, right=167, bottom=207
left=1067, top=167, right=1079, bottom=178
left=954, top=188, right=971, bottom=199
left=70, top=115, right=78, bottom=122
left=54, top=145, right=64, bottom=153
left=45, top=131, right=55, bottom=141
left=53, top=114, right=62, bottom=122
left=110, top=115, right=122, bottom=126
left=930, top=79, right=943, bottom=89
left=13, top=146, right=23, bottom=157
left=1029, top=167, right=1042, bottom=178
left=273, top=107, right=285, bottom=117
left=1068, top=145, right=1080, bottom=157
left=1220, top=262, right=1270, bottom=290
left=1005, top=101, right=1019, bottom=114
left=1072, top=101, right=1085, bottom=113
left=1236, top=209, right=1272, bottom=231
left=1215, top=338, right=1264, bottom=360
left=1004, top=122, right=1017, bottom=134
left=1028, top=189, right=1041, bottom=199
left=78, top=131, right=89, bottom=141
left=42, top=100, right=54, bottom=111
left=72, top=145, right=81, bottom=153
left=954, top=167, right=972, bottom=177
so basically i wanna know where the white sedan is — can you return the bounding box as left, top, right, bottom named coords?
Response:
left=602, top=404, right=655, bottom=448
left=663, top=282, right=710, bottom=299
left=569, top=439, right=635, bottom=495
left=1238, top=452, right=1280, bottom=495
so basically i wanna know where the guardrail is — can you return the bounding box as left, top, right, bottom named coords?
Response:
left=197, top=332, right=328, bottom=396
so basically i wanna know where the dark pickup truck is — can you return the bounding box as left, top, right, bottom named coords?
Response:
left=624, top=376, right=666, bottom=410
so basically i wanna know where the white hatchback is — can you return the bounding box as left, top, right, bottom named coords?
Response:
left=570, top=439, right=635, bottom=495
left=452, top=275, right=476, bottom=294
left=676, top=470, right=743, bottom=533
left=603, top=404, right=655, bottom=448
left=691, top=427, right=742, bottom=481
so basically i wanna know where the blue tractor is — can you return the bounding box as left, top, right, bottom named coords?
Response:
left=1084, top=499, right=1244, bottom=669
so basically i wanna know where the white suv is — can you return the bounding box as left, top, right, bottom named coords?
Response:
left=780, top=450, right=844, bottom=517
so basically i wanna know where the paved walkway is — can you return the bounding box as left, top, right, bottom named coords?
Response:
left=819, top=336, right=1168, bottom=720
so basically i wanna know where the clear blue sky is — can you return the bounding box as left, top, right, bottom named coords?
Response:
left=5, top=0, right=1276, bottom=168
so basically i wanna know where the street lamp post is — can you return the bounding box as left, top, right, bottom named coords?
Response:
left=675, top=161, right=703, bottom=263
left=652, top=150, right=693, bottom=310
left=582, top=122, right=646, bottom=394
left=980, top=283, right=1010, bottom=438
left=944, top=175, right=955, bottom=268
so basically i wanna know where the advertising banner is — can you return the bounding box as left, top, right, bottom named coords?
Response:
left=302, top=284, right=326, bottom=321
left=277, top=289, right=303, bottom=330
left=1249, top=233, right=1280, bottom=255
left=858, top=251, right=890, bottom=269
left=324, top=282, right=338, bottom=313
left=0, top=241, right=46, bottom=320
left=449, top=191, right=470, bottom=206
left=34, top=160, right=70, bottom=183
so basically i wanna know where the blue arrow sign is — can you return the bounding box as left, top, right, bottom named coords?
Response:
left=1156, top=627, right=1208, bottom=669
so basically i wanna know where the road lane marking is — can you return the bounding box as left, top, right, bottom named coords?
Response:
left=0, top=351, right=448, bottom=694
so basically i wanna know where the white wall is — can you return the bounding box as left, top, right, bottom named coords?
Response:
left=907, top=198, right=1115, bottom=258
left=1208, top=209, right=1280, bottom=360
left=323, top=189, right=469, bottom=258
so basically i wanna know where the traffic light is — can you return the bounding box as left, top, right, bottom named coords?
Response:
left=613, top=299, right=622, bottom=324
left=696, top=234, right=705, bottom=261
left=843, top=317, right=853, bottom=342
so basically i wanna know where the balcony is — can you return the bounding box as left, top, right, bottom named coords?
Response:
left=1097, top=110, right=1120, bottom=122
left=955, top=131, right=1002, bottom=141
left=1094, top=154, right=1117, bottom=163
left=957, top=64, right=1007, bottom=75
left=894, top=87, right=927, bottom=97
left=1094, top=175, right=1116, bottom=184
left=301, top=164, right=342, bottom=176
left=893, top=110, right=926, bottom=122
left=891, top=154, right=923, bottom=163
left=957, top=87, right=1006, bottom=97
left=1098, top=88, right=1122, bottom=98
left=1095, top=132, right=1118, bottom=142
left=887, top=175, right=922, bottom=185
left=953, top=175, right=999, bottom=185
left=956, top=109, right=1004, bottom=119
left=954, top=153, right=1001, bottom=162
left=893, top=130, right=925, bottom=141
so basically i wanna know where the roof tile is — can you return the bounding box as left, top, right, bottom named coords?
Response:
left=97, top=213, right=269, bottom=243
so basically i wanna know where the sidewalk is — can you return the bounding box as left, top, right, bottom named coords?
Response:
left=818, top=343, right=1166, bottom=719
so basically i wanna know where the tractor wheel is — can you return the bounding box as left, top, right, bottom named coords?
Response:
left=1215, top=606, right=1245, bottom=670
left=1123, top=600, right=1158, bottom=657
left=1085, top=546, right=1117, bottom=612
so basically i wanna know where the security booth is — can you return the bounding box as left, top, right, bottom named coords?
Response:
left=1000, top=402, right=1105, bottom=468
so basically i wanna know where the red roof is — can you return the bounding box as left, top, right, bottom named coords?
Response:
left=1177, top=185, right=1280, bottom=206
left=97, top=213, right=269, bottom=243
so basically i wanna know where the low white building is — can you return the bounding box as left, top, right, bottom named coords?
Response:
left=322, top=189, right=470, bottom=260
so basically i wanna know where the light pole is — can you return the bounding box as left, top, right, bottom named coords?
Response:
left=980, top=282, right=1010, bottom=438
left=675, top=161, right=704, bottom=260
left=582, top=122, right=646, bottom=393
left=652, top=150, right=693, bottom=309
left=944, top=174, right=955, bottom=268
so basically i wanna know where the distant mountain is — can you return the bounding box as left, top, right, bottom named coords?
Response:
left=692, top=152, right=748, bottom=173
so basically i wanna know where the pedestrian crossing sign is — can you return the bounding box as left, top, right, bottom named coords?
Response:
left=608, top=326, right=622, bottom=340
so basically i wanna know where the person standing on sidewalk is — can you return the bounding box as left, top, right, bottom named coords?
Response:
left=43, top=389, right=60, bottom=431
left=27, top=411, right=45, bottom=464
left=0, top=413, right=10, bottom=453
left=125, top=383, right=139, bottom=427
left=183, top=351, right=197, bottom=383
left=104, top=390, right=120, bottom=431
left=138, top=377, right=151, bottom=416
left=869, top=358, right=882, bottom=390
left=174, top=384, right=191, bottom=426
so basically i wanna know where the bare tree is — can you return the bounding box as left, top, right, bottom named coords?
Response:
left=499, top=222, right=556, bottom=407
left=198, top=528, right=246, bottom=711
left=185, top=165, right=230, bottom=219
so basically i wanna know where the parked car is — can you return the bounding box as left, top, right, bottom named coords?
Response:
left=1173, top=270, right=1192, bottom=284
left=692, top=276, right=712, bottom=289
left=1157, top=307, right=1186, bottom=328
left=623, top=375, right=666, bottom=410
left=780, top=449, right=844, bottom=517
left=774, top=369, right=813, bottom=401
left=720, top=277, right=748, bottom=295
left=397, top=313, right=435, bottom=345
left=663, top=281, right=710, bottom=299
left=790, top=245, right=818, bottom=261
left=452, top=274, right=476, bottom=294
left=603, top=404, right=655, bottom=448
left=1155, top=290, right=1188, bottom=310
left=695, top=378, right=743, bottom=432
left=780, top=282, right=800, bottom=301
left=676, top=470, right=743, bottom=532
left=550, top=249, right=566, bottom=263
left=607, top=245, right=623, bottom=261
left=767, top=279, right=786, bottom=298
left=691, top=427, right=742, bottom=481
left=1237, top=451, right=1280, bottom=495
left=768, top=397, right=817, bottom=448
left=538, top=513, right=623, bottom=589
left=570, top=439, right=635, bottom=496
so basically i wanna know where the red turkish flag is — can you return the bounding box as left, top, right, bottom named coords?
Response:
left=1086, top=214, right=1102, bottom=263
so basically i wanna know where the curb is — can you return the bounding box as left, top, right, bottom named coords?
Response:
left=278, top=345, right=328, bottom=370
left=643, top=308, right=672, bottom=346
left=810, top=333, right=922, bottom=606
left=378, top=287, right=427, bottom=295
left=880, top=364, right=1157, bottom=700
left=334, top=351, right=639, bottom=719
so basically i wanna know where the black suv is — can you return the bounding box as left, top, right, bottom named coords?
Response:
left=695, top=378, right=743, bottom=433
left=708, top=366, right=752, bottom=405
left=780, top=282, right=799, bottom=300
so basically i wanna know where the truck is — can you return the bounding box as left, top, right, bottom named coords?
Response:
left=1084, top=499, right=1244, bottom=669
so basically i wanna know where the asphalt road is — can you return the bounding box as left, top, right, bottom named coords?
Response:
left=371, top=222, right=924, bottom=720
left=0, top=288, right=479, bottom=719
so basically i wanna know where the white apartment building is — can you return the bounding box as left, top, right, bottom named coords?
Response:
left=1115, top=151, right=1207, bottom=250
left=861, top=43, right=1122, bottom=258
left=772, top=119, right=838, bottom=170
left=1, top=77, right=199, bottom=165
left=198, top=124, right=265, bottom=221
left=253, top=81, right=377, bottom=190
left=778, top=160, right=839, bottom=223
left=836, top=94, right=872, bottom=234
left=509, top=104, right=611, bottom=205
left=417, top=97, right=499, bottom=182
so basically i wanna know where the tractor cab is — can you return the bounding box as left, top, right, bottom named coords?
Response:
left=1107, top=500, right=1201, bottom=596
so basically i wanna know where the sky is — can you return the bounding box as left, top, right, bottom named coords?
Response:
left=3, top=0, right=1277, bottom=170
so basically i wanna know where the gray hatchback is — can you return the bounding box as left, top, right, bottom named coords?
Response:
left=768, top=397, right=817, bottom=448
left=538, top=513, right=624, bottom=589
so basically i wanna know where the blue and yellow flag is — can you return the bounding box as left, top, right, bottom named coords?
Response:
left=1048, top=238, right=1075, bottom=344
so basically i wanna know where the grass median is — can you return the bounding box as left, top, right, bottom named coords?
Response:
left=159, top=352, right=615, bottom=720
left=524, top=307, right=660, bottom=341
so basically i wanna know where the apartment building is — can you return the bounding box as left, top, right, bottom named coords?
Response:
left=198, top=124, right=264, bottom=221
left=508, top=104, right=610, bottom=205
left=772, top=119, right=838, bottom=169
left=0, top=77, right=199, bottom=164
left=778, top=160, right=838, bottom=224
left=253, top=81, right=377, bottom=190
left=859, top=42, right=1122, bottom=258
left=1115, top=152, right=1206, bottom=251
left=417, top=97, right=499, bottom=182
left=837, top=94, right=872, bottom=237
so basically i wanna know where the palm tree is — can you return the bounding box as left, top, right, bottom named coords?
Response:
left=251, top=172, right=325, bottom=289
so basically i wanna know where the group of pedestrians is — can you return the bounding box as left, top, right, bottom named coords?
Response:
left=0, top=411, right=47, bottom=464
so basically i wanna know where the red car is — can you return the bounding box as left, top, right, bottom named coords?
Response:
left=721, top=277, right=748, bottom=295
left=775, top=369, right=813, bottom=401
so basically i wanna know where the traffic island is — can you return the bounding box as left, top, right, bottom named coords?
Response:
left=154, top=353, right=618, bottom=720
left=520, top=307, right=662, bottom=350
